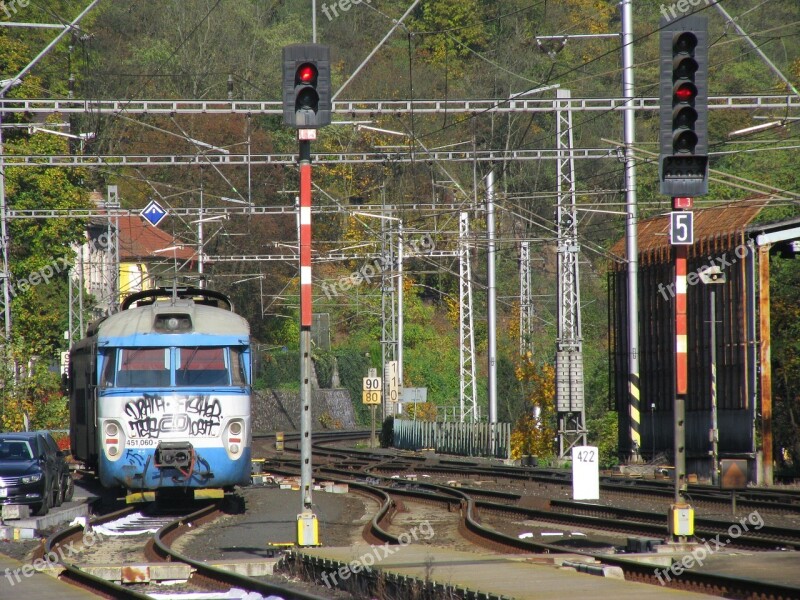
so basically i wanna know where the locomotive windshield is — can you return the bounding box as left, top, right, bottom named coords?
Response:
left=101, top=346, right=248, bottom=388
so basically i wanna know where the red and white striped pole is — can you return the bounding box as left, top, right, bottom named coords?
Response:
left=299, top=146, right=312, bottom=329
left=675, top=242, right=688, bottom=503
left=298, top=132, right=315, bottom=523
left=671, top=195, right=693, bottom=541
left=675, top=245, right=688, bottom=396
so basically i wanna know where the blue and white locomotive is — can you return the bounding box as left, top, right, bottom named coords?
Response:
left=69, top=288, right=251, bottom=495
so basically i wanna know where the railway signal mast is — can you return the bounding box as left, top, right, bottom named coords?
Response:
left=659, top=15, right=709, bottom=543
left=282, top=43, right=331, bottom=546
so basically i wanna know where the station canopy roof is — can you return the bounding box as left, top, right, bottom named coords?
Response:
left=609, top=199, right=769, bottom=269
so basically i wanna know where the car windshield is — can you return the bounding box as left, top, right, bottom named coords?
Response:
left=0, top=440, right=33, bottom=461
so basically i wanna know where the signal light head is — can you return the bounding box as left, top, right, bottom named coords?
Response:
left=673, top=105, right=698, bottom=128
left=674, top=82, right=697, bottom=102
left=296, top=88, right=318, bottom=110
left=296, top=63, right=317, bottom=84
left=673, top=129, right=699, bottom=153
left=673, top=32, right=698, bottom=54
left=282, top=44, right=331, bottom=129
left=673, top=56, right=698, bottom=79
left=659, top=16, right=708, bottom=197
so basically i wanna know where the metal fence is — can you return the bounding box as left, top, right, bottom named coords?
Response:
left=392, top=419, right=511, bottom=459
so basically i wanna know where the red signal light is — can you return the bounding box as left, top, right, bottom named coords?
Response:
left=297, top=63, right=317, bottom=84
left=674, top=83, right=696, bottom=102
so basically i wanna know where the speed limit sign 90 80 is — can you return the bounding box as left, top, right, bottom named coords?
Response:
left=362, top=376, right=382, bottom=405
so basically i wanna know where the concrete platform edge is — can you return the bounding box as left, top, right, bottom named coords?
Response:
left=282, top=549, right=512, bottom=600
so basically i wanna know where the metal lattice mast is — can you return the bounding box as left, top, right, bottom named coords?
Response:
left=67, top=262, right=84, bottom=346
left=519, top=241, right=534, bottom=357
left=459, top=212, right=477, bottom=422
left=380, top=212, right=397, bottom=417
left=104, top=185, right=120, bottom=314
left=555, top=89, right=587, bottom=457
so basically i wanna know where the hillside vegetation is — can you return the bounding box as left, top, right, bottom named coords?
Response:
left=1, top=0, right=799, bottom=466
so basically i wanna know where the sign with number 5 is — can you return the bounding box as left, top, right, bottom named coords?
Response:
left=670, top=211, right=694, bottom=245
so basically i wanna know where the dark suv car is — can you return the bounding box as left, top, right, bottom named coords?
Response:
left=0, top=431, right=73, bottom=516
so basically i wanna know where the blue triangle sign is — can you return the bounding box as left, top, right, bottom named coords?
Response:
left=141, top=200, right=168, bottom=227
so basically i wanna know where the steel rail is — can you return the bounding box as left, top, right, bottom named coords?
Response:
left=260, top=441, right=800, bottom=598
left=549, top=499, right=800, bottom=550
left=361, top=477, right=800, bottom=597
left=363, top=460, right=800, bottom=515
left=149, top=501, right=331, bottom=600
left=44, top=505, right=151, bottom=599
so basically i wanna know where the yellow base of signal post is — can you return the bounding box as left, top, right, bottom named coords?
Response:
left=668, top=503, right=694, bottom=537
left=297, top=511, right=320, bottom=546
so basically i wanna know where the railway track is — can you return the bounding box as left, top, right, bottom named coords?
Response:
left=258, top=434, right=800, bottom=599
left=293, top=471, right=800, bottom=598
left=44, top=431, right=794, bottom=598
left=268, top=432, right=800, bottom=517
left=42, top=499, right=330, bottom=599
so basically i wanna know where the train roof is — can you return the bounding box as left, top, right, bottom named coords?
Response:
left=93, top=299, right=250, bottom=342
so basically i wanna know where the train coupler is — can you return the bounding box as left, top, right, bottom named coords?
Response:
left=154, top=441, right=194, bottom=469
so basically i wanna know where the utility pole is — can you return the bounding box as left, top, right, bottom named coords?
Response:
left=298, top=135, right=315, bottom=541
left=282, top=42, right=331, bottom=546
left=700, top=265, right=725, bottom=487
left=0, top=103, right=10, bottom=352
left=621, top=0, right=641, bottom=462
left=397, top=220, right=404, bottom=404
left=198, top=181, right=205, bottom=288
left=486, top=171, right=497, bottom=450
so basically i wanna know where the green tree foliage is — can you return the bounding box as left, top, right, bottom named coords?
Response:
left=769, top=255, right=800, bottom=473
left=4, top=1, right=800, bottom=467
left=1, top=364, right=68, bottom=433
left=411, top=0, right=488, bottom=67
left=1, top=30, right=93, bottom=363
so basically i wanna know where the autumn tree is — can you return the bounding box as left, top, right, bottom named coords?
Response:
left=509, top=354, right=556, bottom=460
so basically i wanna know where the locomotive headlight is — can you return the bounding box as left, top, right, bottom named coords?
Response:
left=167, top=317, right=180, bottom=330
left=103, top=419, right=125, bottom=462
left=224, top=418, right=246, bottom=459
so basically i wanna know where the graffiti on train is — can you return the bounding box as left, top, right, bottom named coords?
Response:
left=124, top=394, right=224, bottom=438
